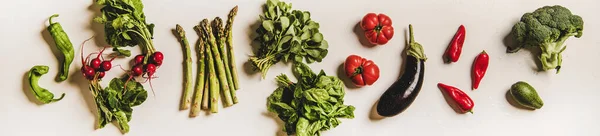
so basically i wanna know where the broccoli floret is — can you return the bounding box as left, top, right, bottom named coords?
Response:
left=509, top=5, right=583, bottom=73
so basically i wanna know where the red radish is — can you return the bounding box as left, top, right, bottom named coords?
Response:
left=151, top=52, right=164, bottom=66
left=80, top=37, right=96, bottom=80
left=134, top=54, right=145, bottom=65
left=152, top=52, right=164, bottom=62
left=132, top=65, right=144, bottom=76
left=90, top=58, right=102, bottom=70
left=82, top=66, right=95, bottom=80
left=145, top=63, right=158, bottom=96
left=146, top=63, right=157, bottom=76
left=90, top=47, right=107, bottom=70
left=154, top=60, right=163, bottom=66
left=98, top=71, right=105, bottom=79
left=100, top=60, right=112, bottom=71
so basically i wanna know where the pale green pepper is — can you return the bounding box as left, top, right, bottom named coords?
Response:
left=28, top=65, right=65, bottom=104
left=47, top=14, right=75, bottom=82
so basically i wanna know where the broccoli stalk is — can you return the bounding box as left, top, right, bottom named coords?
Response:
left=538, top=32, right=573, bottom=72
left=509, top=5, right=583, bottom=73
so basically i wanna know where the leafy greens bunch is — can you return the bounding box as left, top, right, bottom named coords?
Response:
left=267, top=62, right=354, bottom=136
left=251, top=0, right=329, bottom=78
left=91, top=0, right=157, bottom=133
left=94, top=0, right=157, bottom=58
left=90, top=77, right=147, bottom=133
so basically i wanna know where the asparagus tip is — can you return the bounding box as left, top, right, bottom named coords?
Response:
left=176, top=24, right=186, bottom=38
left=230, top=6, right=238, bottom=16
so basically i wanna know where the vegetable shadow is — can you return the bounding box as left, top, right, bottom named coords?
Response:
left=505, top=90, right=536, bottom=110
left=22, top=71, right=44, bottom=105
left=368, top=100, right=384, bottom=121
left=172, top=28, right=190, bottom=111
left=69, top=66, right=100, bottom=128
left=336, top=63, right=360, bottom=89
left=40, top=27, right=65, bottom=82
left=436, top=84, right=467, bottom=114
left=503, top=31, right=544, bottom=72
left=87, top=3, right=108, bottom=48
left=353, top=22, right=376, bottom=48
left=243, top=18, right=262, bottom=76
left=262, top=112, right=288, bottom=136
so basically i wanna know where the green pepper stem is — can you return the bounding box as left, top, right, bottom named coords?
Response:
left=49, top=14, right=59, bottom=25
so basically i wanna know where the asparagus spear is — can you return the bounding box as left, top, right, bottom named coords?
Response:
left=201, top=72, right=209, bottom=110
left=176, top=24, right=193, bottom=110
left=199, top=20, right=221, bottom=113
left=201, top=19, right=233, bottom=107
left=190, top=25, right=206, bottom=117
left=212, top=17, right=238, bottom=104
left=225, top=6, right=240, bottom=91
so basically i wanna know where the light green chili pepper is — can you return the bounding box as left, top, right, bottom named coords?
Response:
left=28, top=65, right=65, bottom=104
left=47, top=14, right=75, bottom=82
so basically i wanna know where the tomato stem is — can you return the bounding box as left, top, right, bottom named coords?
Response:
left=374, top=25, right=382, bottom=32
left=352, top=65, right=363, bottom=77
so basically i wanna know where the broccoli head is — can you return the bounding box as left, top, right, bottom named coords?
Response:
left=509, top=5, right=583, bottom=73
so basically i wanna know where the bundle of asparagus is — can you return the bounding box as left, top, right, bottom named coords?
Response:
left=176, top=6, right=240, bottom=117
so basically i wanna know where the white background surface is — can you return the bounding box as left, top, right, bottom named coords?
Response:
left=1, top=0, right=599, bottom=135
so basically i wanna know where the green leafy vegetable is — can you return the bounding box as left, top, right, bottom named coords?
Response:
left=509, top=5, right=584, bottom=73
left=251, top=0, right=330, bottom=78
left=112, top=48, right=132, bottom=57
left=92, top=0, right=155, bottom=132
left=47, top=14, right=75, bottom=82
left=267, top=62, right=354, bottom=136
left=27, top=65, right=65, bottom=104
left=91, top=77, right=147, bottom=133
left=94, top=0, right=157, bottom=60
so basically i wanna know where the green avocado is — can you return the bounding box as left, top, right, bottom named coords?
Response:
left=509, top=81, right=544, bottom=109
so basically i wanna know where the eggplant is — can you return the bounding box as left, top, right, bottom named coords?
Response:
left=376, top=24, right=427, bottom=117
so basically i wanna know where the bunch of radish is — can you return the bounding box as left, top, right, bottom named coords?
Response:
left=80, top=46, right=115, bottom=80
left=78, top=38, right=164, bottom=95
left=130, top=52, right=162, bottom=77
left=125, top=52, right=163, bottom=94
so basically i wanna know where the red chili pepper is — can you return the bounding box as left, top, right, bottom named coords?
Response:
left=437, top=83, right=474, bottom=113
left=444, top=25, right=466, bottom=63
left=472, top=50, right=489, bottom=90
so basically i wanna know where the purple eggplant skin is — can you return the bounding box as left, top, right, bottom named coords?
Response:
left=376, top=55, right=425, bottom=117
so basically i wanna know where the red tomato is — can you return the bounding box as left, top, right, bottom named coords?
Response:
left=360, top=13, right=394, bottom=45
left=344, top=55, right=380, bottom=87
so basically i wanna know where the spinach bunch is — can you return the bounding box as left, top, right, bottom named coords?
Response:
left=267, top=62, right=354, bottom=136
left=251, top=0, right=329, bottom=78
left=91, top=77, right=147, bottom=133
left=94, top=0, right=156, bottom=57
